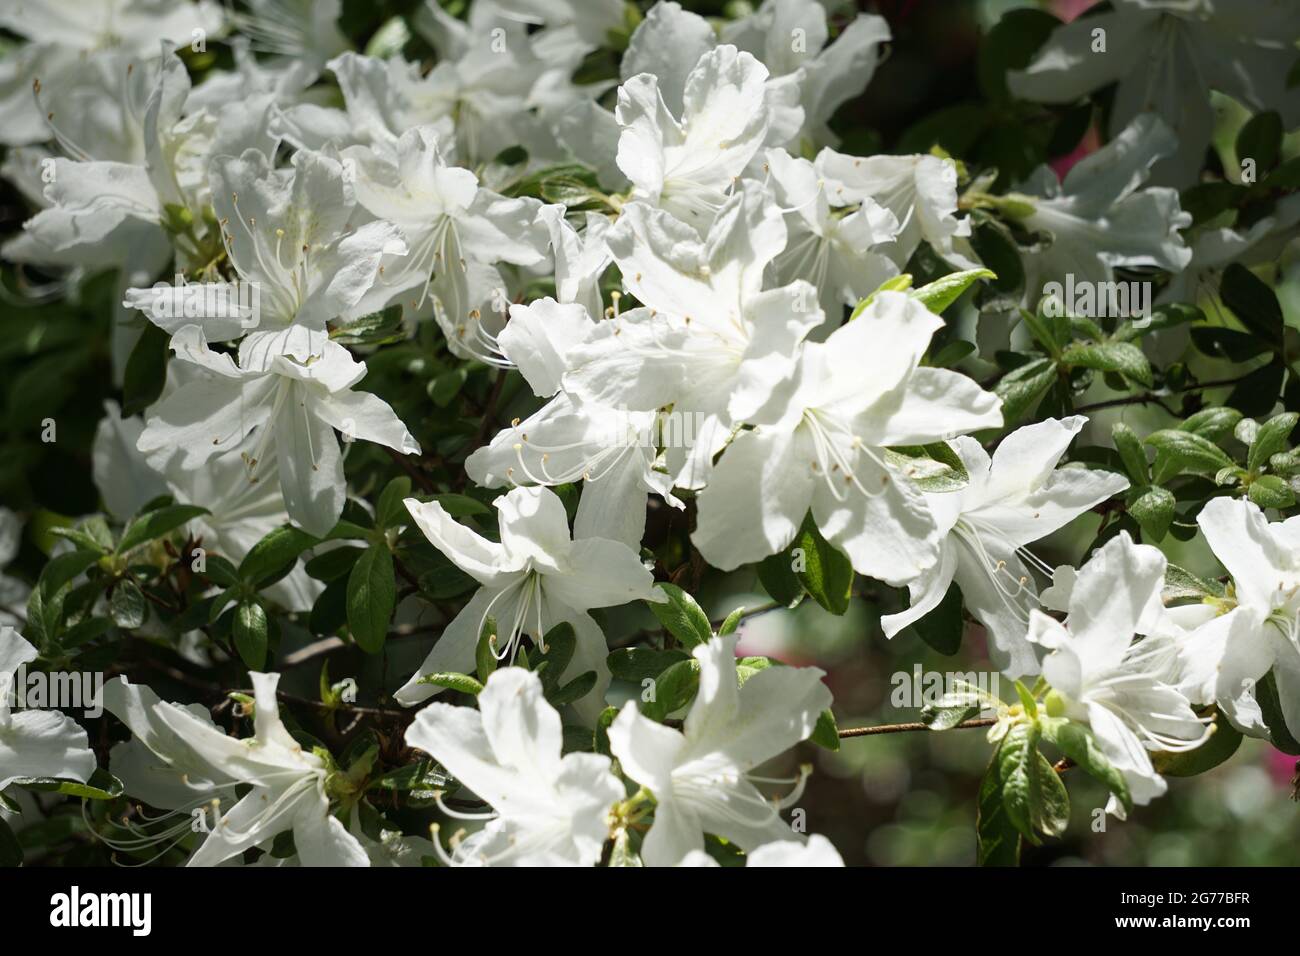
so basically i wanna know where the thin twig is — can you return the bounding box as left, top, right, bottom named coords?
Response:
left=838, top=717, right=996, bottom=738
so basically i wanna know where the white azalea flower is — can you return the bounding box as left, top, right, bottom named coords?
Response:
left=1008, top=0, right=1300, bottom=186
left=608, top=633, right=831, bottom=867
left=100, top=677, right=236, bottom=826
left=128, top=671, right=367, bottom=866
left=615, top=44, right=773, bottom=230
left=538, top=206, right=611, bottom=321
left=1029, top=533, right=1208, bottom=817
left=136, top=325, right=419, bottom=537
left=408, top=4, right=558, bottom=165
left=693, top=291, right=1002, bottom=584
left=882, top=417, right=1129, bottom=677
left=396, top=486, right=659, bottom=719
left=491, top=0, right=627, bottom=54
left=405, top=667, right=624, bottom=866
left=0, top=627, right=97, bottom=790
left=126, top=147, right=405, bottom=342
left=722, top=0, right=890, bottom=149
left=467, top=297, right=680, bottom=550
left=815, top=149, right=974, bottom=269
left=764, top=146, right=899, bottom=325
left=0, top=0, right=222, bottom=146
left=1012, top=114, right=1192, bottom=306
left=341, top=126, right=549, bottom=359
left=564, top=183, right=822, bottom=489
left=94, top=398, right=322, bottom=611
left=1159, top=193, right=1300, bottom=306
left=1175, top=497, right=1300, bottom=740
left=227, top=0, right=348, bottom=80
left=747, top=832, right=845, bottom=866
left=35, top=51, right=278, bottom=272
left=677, top=832, right=845, bottom=867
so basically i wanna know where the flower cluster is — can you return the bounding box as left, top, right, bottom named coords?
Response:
left=0, top=0, right=1297, bottom=869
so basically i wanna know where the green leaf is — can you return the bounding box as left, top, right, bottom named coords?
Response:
left=1111, top=422, right=1149, bottom=484
left=376, top=476, right=413, bottom=530
left=1180, top=407, right=1242, bottom=441
left=791, top=513, right=854, bottom=615
left=977, top=752, right=1021, bottom=866
left=37, top=550, right=100, bottom=598
left=1163, top=563, right=1226, bottom=601
left=0, top=816, right=21, bottom=867
left=1129, top=485, right=1175, bottom=541
left=606, top=647, right=691, bottom=683
left=1236, top=110, right=1283, bottom=173
left=810, top=709, right=840, bottom=752
left=921, top=697, right=982, bottom=731
left=998, top=720, right=1042, bottom=842
left=1248, top=474, right=1295, bottom=509
left=475, top=615, right=499, bottom=681
left=1248, top=412, right=1298, bottom=473
left=757, top=551, right=803, bottom=606
left=304, top=546, right=363, bottom=582
left=1042, top=717, right=1131, bottom=812
left=428, top=367, right=468, bottom=406
left=850, top=274, right=913, bottom=318
left=1220, top=262, right=1283, bottom=344
left=533, top=622, right=577, bottom=693
left=1257, top=671, right=1300, bottom=755
left=909, top=581, right=965, bottom=655
left=1152, top=711, right=1242, bottom=777
left=549, top=670, right=597, bottom=706
left=233, top=601, right=269, bottom=670
left=648, top=584, right=712, bottom=648
left=347, top=546, right=396, bottom=654
left=429, top=493, right=492, bottom=517
left=14, top=768, right=124, bottom=800
left=930, top=339, right=977, bottom=368
left=1060, top=340, right=1152, bottom=387
left=717, top=606, right=746, bottom=636
left=885, top=442, right=971, bottom=492
left=117, top=504, right=207, bottom=555
left=1146, top=429, right=1234, bottom=480
left=49, top=522, right=112, bottom=555
left=909, top=268, right=996, bottom=315
left=994, top=358, right=1055, bottom=424
left=416, top=672, right=483, bottom=695
left=329, top=304, right=405, bottom=346
left=109, top=579, right=146, bottom=629
left=239, top=525, right=318, bottom=586
left=641, top=658, right=701, bottom=722
left=969, top=222, right=1025, bottom=304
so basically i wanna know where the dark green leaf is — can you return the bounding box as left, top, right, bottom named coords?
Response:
left=792, top=513, right=854, bottom=615
left=1220, top=262, right=1283, bottom=344
left=117, top=504, right=207, bottom=555
left=1152, top=711, right=1242, bottom=777
left=239, top=525, right=318, bottom=586
left=347, top=546, right=396, bottom=654
left=909, top=581, right=965, bottom=655
left=233, top=601, right=269, bottom=670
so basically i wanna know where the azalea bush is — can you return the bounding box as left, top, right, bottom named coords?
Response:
left=0, top=0, right=1298, bottom=869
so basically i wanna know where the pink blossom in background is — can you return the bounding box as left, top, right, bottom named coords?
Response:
left=1051, top=0, right=1099, bottom=21
left=1267, top=747, right=1298, bottom=786
left=1051, top=123, right=1102, bottom=178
